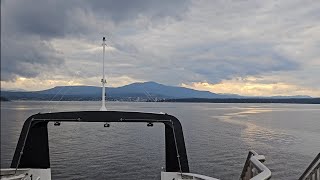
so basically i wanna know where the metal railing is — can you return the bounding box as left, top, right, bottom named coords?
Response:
left=239, top=150, right=271, bottom=180
left=0, top=168, right=28, bottom=179
left=299, top=153, right=320, bottom=180
left=161, top=171, right=220, bottom=180
left=180, top=173, right=219, bottom=180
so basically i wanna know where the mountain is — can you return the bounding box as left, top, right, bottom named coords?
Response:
left=0, top=81, right=314, bottom=101
left=0, top=88, right=27, bottom=92
left=35, top=81, right=238, bottom=99
left=37, top=86, right=101, bottom=96
left=109, top=81, right=237, bottom=98
left=1, top=81, right=238, bottom=101
left=38, top=82, right=240, bottom=98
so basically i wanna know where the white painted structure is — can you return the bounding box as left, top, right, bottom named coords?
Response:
left=0, top=169, right=51, bottom=180
left=240, top=150, right=271, bottom=180
left=161, top=172, right=220, bottom=180
left=0, top=166, right=267, bottom=180
left=100, top=37, right=107, bottom=111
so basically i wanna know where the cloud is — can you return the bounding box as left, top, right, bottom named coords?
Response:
left=2, top=0, right=190, bottom=38
left=1, top=35, right=64, bottom=81
left=85, top=0, right=190, bottom=22
left=182, top=78, right=320, bottom=97
left=1, top=0, right=190, bottom=81
left=1, top=0, right=320, bottom=96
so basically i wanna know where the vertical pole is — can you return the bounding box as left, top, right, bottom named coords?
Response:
left=100, top=37, right=107, bottom=111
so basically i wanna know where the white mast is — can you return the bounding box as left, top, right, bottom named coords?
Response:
left=100, top=37, right=107, bottom=111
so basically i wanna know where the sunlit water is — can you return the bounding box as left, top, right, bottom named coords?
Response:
left=1, top=101, right=319, bottom=179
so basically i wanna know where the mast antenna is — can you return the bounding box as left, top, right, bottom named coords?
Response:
left=100, top=36, right=107, bottom=111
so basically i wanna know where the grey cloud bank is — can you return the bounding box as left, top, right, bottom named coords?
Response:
left=1, top=0, right=190, bottom=80
left=1, top=0, right=320, bottom=95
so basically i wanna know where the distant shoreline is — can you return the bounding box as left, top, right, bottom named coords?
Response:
left=0, top=96, right=10, bottom=101
left=1, top=98, right=319, bottom=104
left=160, top=98, right=320, bottom=104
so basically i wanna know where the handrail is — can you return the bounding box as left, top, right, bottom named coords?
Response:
left=0, top=168, right=29, bottom=179
left=299, top=153, right=320, bottom=180
left=249, top=157, right=271, bottom=180
left=240, top=151, right=256, bottom=179
left=239, top=150, right=271, bottom=180
left=181, top=173, right=219, bottom=180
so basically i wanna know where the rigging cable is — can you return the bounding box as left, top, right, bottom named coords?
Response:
left=170, top=120, right=183, bottom=177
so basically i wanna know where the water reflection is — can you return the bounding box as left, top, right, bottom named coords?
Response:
left=217, top=107, right=299, bottom=149
left=1, top=102, right=319, bottom=179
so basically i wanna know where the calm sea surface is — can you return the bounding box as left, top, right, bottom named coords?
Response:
left=1, top=101, right=319, bottom=179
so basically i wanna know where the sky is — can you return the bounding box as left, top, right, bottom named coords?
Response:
left=1, top=0, right=320, bottom=97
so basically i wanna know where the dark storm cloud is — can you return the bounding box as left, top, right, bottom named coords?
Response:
left=3, top=0, right=190, bottom=38
left=1, top=0, right=69, bottom=80
left=1, top=0, right=191, bottom=81
left=1, top=36, right=64, bottom=80
left=87, top=0, right=190, bottom=22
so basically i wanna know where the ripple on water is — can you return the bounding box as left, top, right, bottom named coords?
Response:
left=2, top=102, right=319, bottom=180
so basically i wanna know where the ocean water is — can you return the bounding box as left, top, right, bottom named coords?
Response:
left=1, top=101, right=319, bottom=179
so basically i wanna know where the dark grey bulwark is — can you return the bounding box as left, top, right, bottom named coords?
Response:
left=10, top=111, right=190, bottom=173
